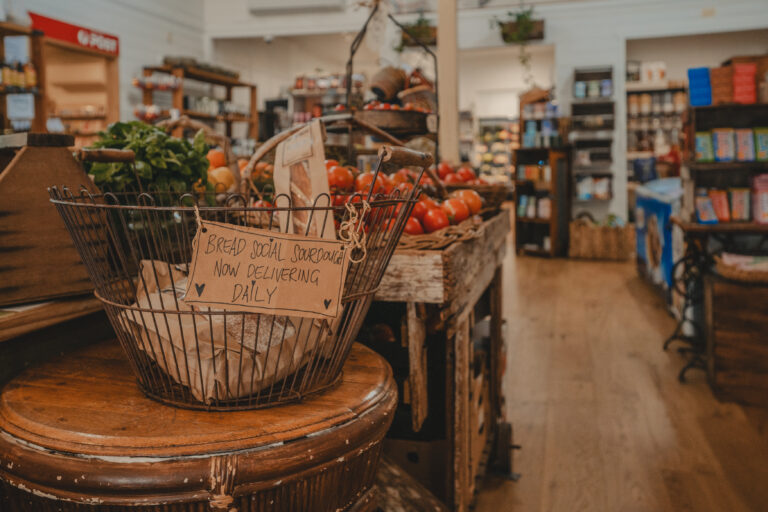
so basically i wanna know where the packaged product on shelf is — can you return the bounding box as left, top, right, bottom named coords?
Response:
left=593, top=177, right=611, bottom=199
left=695, top=132, right=714, bottom=162
left=537, top=197, right=551, bottom=219
left=712, top=128, right=735, bottom=162
left=753, top=174, right=768, bottom=224
left=517, top=196, right=528, bottom=217
left=755, top=128, right=768, bottom=161
left=695, top=190, right=718, bottom=224
left=735, top=128, right=755, bottom=161
left=708, top=189, right=730, bottom=222
left=729, top=188, right=751, bottom=221
left=526, top=197, right=537, bottom=218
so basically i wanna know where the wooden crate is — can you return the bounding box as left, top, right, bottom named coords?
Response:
left=705, top=275, right=768, bottom=407
left=370, top=210, right=512, bottom=512
left=0, top=133, right=93, bottom=306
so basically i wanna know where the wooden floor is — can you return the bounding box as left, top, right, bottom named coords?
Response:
left=475, top=246, right=768, bottom=512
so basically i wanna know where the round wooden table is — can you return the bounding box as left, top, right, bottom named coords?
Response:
left=0, top=341, right=396, bottom=511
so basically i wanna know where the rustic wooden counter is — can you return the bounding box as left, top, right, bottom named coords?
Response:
left=369, top=210, right=512, bottom=512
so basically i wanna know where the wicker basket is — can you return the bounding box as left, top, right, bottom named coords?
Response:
left=715, top=255, right=768, bottom=284
left=568, top=219, right=635, bottom=261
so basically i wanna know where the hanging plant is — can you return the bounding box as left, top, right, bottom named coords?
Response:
left=395, top=13, right=436, bottom=53
left=493, top=3, right=544, bottom=86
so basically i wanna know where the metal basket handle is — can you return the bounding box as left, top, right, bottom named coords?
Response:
left=76, top=148, right=136, bottom=163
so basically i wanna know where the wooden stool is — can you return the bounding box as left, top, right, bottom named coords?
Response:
left=0, top=341, right=396, bottom=511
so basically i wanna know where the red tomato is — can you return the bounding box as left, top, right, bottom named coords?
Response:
left=332, top=194, right=348, bottom=207
left=364, top=103, right=376, bottom=111
left=441, top=198, right=470, bottom=224
left=417, top=197, right=439, bottom=214
left=392, top=168, right=412, bottom=184
left=452, top=189, right=483, bottom=214
left=355, top=172, right=385, bottom=194
left=411, top=200, right=427, bottom=220
left=437, top=162, right=454, bottom=180
left=334, top=104, right=346, bottom=111
left=324, top=159, right=340, bottom=171
left=417, top=175, right=434, bottom=186
left=403, top=216, right=424, bottom=235
left=253, top=199, right=273, bottom=208
left=380, top=174, right=393, bottom=194
left=443, top=173, right=463, bottom=184
left=396, top=182, right=414, bottom=196
left=422, top=208, right=450, bottom=233
left=327, top=165, right=354, bottom=191
left=456, top=166, right=477, bottom=182
left=403, top=102, right=416, bottom=111
left=378, top=103, right=392, bottom=110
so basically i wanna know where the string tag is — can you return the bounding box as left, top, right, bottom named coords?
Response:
left=338, top=200, right=371, bottom=264
left=193, top=204, right=206, bottom=232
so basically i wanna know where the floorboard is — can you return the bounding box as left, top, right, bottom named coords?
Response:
left=474, top=246, right=768, bottom=512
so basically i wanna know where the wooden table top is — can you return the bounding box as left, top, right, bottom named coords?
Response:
left=670, top=216, right=768, bottom=234
left=0, top=341, right=393, bottom=458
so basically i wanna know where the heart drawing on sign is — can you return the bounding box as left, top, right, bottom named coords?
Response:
left=195, top=283, right=206, bottom=297
left=323, top=299, right=332, bottom=309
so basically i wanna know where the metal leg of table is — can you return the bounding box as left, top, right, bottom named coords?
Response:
left=666, top=237, right=709, bottom=380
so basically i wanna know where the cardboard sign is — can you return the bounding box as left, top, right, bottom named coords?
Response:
left=29, top=12, right=119, bottom=56
left=6, top=94, right=34, bottom=120
left=185, top=220, right=348, bottom=319
left=274, top=118, right=335, bottom=239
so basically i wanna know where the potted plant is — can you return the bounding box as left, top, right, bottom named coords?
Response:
left=395, top=13, right=436, bottom=52
left=493, top=3, right=544, bottom=86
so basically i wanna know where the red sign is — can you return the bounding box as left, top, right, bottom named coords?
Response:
left=29, top=12, right=119, bottom=56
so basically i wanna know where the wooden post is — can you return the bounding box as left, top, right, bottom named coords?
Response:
left=250, top=85, right=259, bottom=140
left=452, top=318, right=471, bottom=512
left=30, top=31, right=47, bottom=132
left=171, top=68, right=185, bottom=138
left=437, top=0, right=459, bottom=165
left=225, top=85, right=233, bottom=138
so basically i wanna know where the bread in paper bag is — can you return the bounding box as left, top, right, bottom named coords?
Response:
left=121, top=260, right=334, bottom=403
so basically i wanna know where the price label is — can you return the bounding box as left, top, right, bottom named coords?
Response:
left=185, top=220, right=349, bottom=319
left=426, top=113, right=438, bottom=133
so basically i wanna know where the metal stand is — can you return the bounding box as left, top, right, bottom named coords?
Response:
left=344, top=3, right=440, bottom=164
left=667, top=225, right=768, bottom=382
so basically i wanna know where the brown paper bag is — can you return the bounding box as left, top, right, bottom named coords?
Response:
left=121, top=260, right=333, bottom=403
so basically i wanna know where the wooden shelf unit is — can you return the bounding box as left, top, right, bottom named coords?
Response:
left=682, top=104, right=768, bottom=221
left=513, top=147, right=571, bottom=257
left=0, top=22, right=46, bottom=132
left=42, top=36, right=119, bottom=147
left=142, top=65, right=258, bottom=139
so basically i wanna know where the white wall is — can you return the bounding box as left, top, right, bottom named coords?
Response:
left=212, top=33, right=381, bottom=109
left=627, top=29, right=768, bottom=82
left=11, top=0, right=206, bottom=120
left=458, top=44, right=554, bottom=119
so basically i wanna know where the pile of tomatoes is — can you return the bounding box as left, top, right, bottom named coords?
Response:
left=435, top=161, right=488, bottom=186
left=324, top=159, right=483, bottom=235
left=361, top=101, right=432, bottom=113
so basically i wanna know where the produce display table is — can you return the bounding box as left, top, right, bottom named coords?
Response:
left=666, top=217, right=768, bottom=381
left=0, top=341, right=396, bottom=512
left=369, top=210, right=512, bottom=512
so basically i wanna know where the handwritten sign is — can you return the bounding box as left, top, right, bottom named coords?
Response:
left=185, top=220, right=349, bottom=319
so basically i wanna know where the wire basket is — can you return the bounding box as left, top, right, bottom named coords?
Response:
left=50, top=145, right=432, bottom=410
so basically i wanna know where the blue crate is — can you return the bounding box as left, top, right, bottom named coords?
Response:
left=687, top=67, right=710, bottom=82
